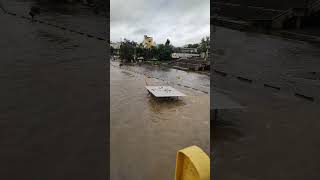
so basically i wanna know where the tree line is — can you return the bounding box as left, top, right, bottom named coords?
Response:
left=111, top=39, right=174, bottom=63
left=184, top=36, right=210, bottom=53
left=111, top=36, right=210, bottom=63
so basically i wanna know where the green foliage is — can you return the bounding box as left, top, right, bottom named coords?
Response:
left=119, top=39, right=137, bottom=62
left=149, top=46, right=158, bottom=60
left=135, top=43, right=147, bottom=59
left=152, top=38, right=173, bottom=61
left=110, top=46, right=115, bottom=56
left=138, top=39, right=173, bottom=61
left=157, top=43, right=173, bottom=61
left=119, top=38, right=174, bottom=62
left=186, top=44, right=199, bottom=48
left=197, top=36, right=210, bottom=53
left=165, top=39, right=170, bottom=46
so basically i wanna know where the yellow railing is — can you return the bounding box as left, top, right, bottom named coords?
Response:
left=174, top=146, right=210, bottom=180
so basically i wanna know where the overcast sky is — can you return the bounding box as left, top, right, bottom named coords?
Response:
left=110, top=0, right=210, bottom=47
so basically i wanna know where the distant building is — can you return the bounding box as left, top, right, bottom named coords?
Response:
left=172, top=53, right=200, bottom=59
left=172, top=47, right=200, bottom=59
left=180, top=47, right=198, bottom=53
left=142, top=35, right=154, bottom=49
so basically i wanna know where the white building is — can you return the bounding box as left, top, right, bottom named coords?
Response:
left=172, top=47, right=200, bottom=59
left=180, top=47, right=198, bottom=53
left=171, top=53, right=200, bottom=59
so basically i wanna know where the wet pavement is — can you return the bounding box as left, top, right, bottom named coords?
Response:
left=2, top=0, right=107, bottom=38
left=0, top=2, right=107, bottom=179
left=117, top=62, right=210, bottom=94
left=213, top=26, right=320, bottom=100
left=213, top=26, right=320, bottom=180
left=110, top=62, right=210, bottom=180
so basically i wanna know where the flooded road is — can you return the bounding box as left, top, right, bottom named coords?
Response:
left=213, top=26, right=320, bottom=98
left=2, top=0, right=107, bottom=38
left=213, top=26, right=320, bottom=180
left=0, top=1, right=107, bottom=179
left=110, top=62, right=210, bottom=180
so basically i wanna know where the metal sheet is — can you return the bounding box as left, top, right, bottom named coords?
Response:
left=145, top=86, right=186, bottom=97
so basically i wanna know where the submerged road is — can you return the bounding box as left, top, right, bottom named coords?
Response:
left=213, top=26, right=320, bottom=180
left=0, top=2, right=107, bottom=179
left=110, top=62, right=210, bottom=180
left=213, top=26, right=320, bottom=101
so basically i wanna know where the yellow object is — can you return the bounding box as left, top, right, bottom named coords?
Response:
left=175, top=146, right=210, bottom=180
left=143, top=35, right=154, bottom=49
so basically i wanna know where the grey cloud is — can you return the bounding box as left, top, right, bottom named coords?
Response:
left=111, top=0, right=210, bottom=46
left=133, top=28, right=149, bottom=35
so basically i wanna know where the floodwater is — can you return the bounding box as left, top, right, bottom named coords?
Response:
left=2, top=0, right=107, bottom=38
left=213, top=26, right=320, bottom=180
left=0, top=1, right=107, bottom=179
left=213, top=26, right=320, bottom=98
left=110, top=62, right=210, bottom=180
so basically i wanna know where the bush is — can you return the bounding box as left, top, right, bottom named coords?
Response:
left=119, top=39, right=137, bottom=62
left=157, top=39, right=173, bottom=61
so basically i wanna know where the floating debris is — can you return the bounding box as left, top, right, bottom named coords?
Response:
left=145, top=86, right=186, bottom=98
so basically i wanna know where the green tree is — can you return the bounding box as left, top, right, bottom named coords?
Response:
left=119, top=39, right=137, bottom=62
left=165, top=39, right=170, bottom=46
left=150, top=46, right=158, bottom=60
left=197, top=36, right=210, bottom=53
left=187, top=44, right=199, bottom=48
left=135, top=43, right=147, bottom=60
left=157, top=39, right=173, bottom=61
left=110, top=46, right=115, bottom=56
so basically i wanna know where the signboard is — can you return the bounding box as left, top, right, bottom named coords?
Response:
left=145, top=86, right=186, bottom=98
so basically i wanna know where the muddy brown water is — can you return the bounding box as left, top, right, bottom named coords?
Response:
left=110, top=62, right=210, bottom=180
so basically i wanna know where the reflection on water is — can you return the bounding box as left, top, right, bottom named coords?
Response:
left=111, top=63, right=210, bottom=180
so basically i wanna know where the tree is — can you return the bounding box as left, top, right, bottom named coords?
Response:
left=187, top=43, right=199, bottom=48
left=150, top=46, right=158, bottom=60
left=197, top=36, right=210, bottom=53
left=135, top=46, right=144, bottom=58
left=119, top=39, right=137, bottom=62
left=157, top=39, right=173, bottom=61
left=165, top=39, right=170, bottom=46
left=110, top=46, right=113, bottom=55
